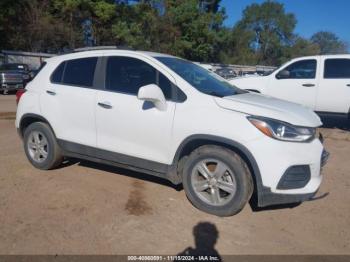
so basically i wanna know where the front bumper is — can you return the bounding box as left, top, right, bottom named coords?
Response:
left=246, top=133, right=329, bottom=207
left=257, top=186, right=318, bottom=207
left=260, top=148, right=329, bottom=207
left=321, top=149, right=330, bottom=167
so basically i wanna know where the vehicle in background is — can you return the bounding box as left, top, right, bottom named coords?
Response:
left=28, top=62, right=46, bottom=80
left=0, top=63, right=31, bottom=94
left=29, top=69, right=39, bottom=80
left=194, top=62, right=214, bottom=72
left=230, top=55, right=350, bottom=120
left=214, top=68, right=237, bottom=80
left=239, top=71, right=260, bottom=77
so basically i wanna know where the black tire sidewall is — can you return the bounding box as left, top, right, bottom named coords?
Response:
left=183, top=146, right=251, bottom=216
left=23, top=122, right=59, bottom=170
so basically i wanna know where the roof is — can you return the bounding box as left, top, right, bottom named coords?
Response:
left=290, top=54, right=350, bottom=60
left=46, top=49, right=175, bottom=63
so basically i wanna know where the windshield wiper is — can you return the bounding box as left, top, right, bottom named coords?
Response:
left=208, top=91, right=225, bottom=98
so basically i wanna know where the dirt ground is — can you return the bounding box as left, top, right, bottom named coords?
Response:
left=0, top=95, right=349, bottom=255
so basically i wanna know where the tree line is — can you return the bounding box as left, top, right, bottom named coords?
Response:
left=0, top=0, right=348, bottom=66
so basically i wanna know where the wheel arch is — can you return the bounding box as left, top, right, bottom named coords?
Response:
left=172, top=135, right=264, bottom=201
left=18, top=113, right=56, bottom=139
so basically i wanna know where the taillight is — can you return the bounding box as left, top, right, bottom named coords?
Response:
left=16, top=89, right=26, bottom=104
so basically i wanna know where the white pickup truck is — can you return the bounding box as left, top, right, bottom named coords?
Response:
left=230, top=55, right=350, bottom=119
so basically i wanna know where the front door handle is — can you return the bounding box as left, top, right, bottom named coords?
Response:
left=46, top=90, right=56, bottom=95
left=347, top=84, right=350, bottom=87
left=302, top=83, right=315, bottom=87
left=98, top=102, right=113, bottom=109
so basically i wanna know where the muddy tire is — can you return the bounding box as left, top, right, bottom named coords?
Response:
left=23, top=122, right=63, bottom=170
left=182, top=145, right=253, bottom=217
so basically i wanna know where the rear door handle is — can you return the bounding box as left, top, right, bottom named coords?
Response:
left=46, top=90, right=56, bottom=95
left=98, top=102, right=113, bottom=109
left=302, top=84, right=315, bottom=87
left=347, top=84, right=350, bottom=87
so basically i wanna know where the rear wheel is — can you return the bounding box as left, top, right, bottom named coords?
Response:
left=182, top=145, right=253, bottom=216
left=23, top=122, right=63, bottom=170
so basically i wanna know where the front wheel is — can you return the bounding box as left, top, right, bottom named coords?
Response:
left=182, top=145, right=253, bottom=216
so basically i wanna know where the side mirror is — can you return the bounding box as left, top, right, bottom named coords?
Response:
left=137, top=84, right=167, bottom=111
left=276, top=70, right=290, bottom=79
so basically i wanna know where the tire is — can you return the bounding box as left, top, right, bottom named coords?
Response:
left=23, top=122, right=63, bottom=170
left=182, top=145, right=253, bottom=217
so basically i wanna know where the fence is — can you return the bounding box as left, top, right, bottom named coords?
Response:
left=1, top=50, right=55, bottom=70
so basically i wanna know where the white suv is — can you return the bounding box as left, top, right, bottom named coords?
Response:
left=16, top=49, right=329, bottom=216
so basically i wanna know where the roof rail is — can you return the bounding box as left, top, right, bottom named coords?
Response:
left=73, top=46, right=134, bottom=52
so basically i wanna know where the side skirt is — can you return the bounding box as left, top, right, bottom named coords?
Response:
left=57, top=140, right=181, bottom=184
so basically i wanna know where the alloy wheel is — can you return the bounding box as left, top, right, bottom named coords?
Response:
left=191, top=159, right=237, bottom=206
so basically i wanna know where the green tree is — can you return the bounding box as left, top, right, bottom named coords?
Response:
left=0, top=0, right=72, bottom=52
left=90, top=1, right=117, bottom=45
left=233, top=1, right=296, bottom=65
left=288, top=37, right=319, bottom=57
left=311, top=31, right=348, bottom=54
left=111, top=2, right=160, bottom=49
left=0, top=0, right=25, bottom=50
left=161, top=0, right=226, bottom=62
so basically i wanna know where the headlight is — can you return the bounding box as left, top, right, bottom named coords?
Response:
left=247, top=116, right=316, bottom=142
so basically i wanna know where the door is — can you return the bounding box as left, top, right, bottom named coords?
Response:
left=316, top=58, right=350, bottom=113
left=40, top=57, right=98, bottom=147
left=96, top=56, right=176, bottom=165
left=267, top=59, right=319, bottom=110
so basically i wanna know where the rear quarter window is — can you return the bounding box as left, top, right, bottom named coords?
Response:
left=50, top=62, right=65, bottom=83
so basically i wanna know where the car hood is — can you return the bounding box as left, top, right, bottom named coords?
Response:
left=214, top=93, right=322, bottom=127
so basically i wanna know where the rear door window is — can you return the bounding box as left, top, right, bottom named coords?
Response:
left=324, top=59, right=350, bottom=79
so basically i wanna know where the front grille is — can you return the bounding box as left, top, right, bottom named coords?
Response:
left=1, top=73, right=23, bottom=83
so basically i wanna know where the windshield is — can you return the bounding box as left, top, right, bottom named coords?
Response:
left=155, top=57, right=246, bottom=97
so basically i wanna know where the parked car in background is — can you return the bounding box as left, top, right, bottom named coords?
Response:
left=28, top=62, right=46, bottom=80
left=230, top=55, right=350, bottom=120
left=16, top=49, right=328, bottom=216
left=0, top=63, right=30, bottom=94
left=214, top=68, right=237, bottom=80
